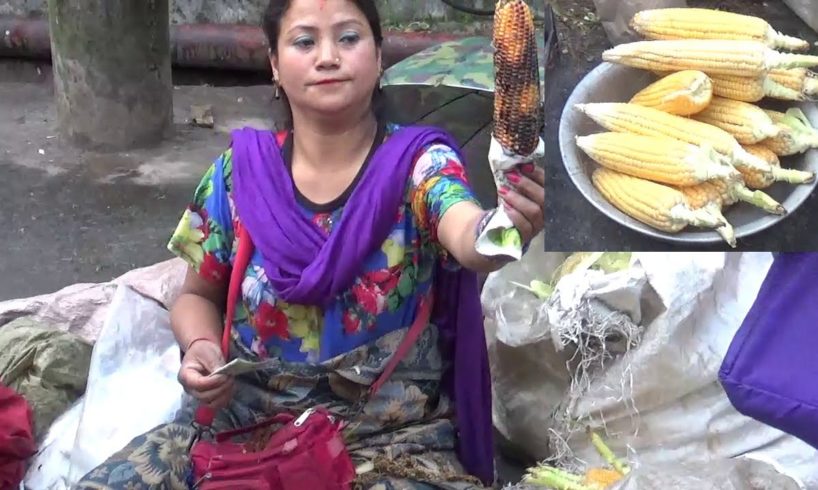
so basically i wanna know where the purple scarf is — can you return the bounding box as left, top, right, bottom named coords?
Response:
left=230, top=125, right=495, bottom=485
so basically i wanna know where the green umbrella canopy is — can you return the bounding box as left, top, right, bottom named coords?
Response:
left=382, top=35, right=548, bottom=93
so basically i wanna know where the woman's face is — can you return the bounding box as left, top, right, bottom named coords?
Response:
left=271, top=0, right=382, bottom=119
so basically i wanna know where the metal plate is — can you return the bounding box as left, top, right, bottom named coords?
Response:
left=558, top=62, right=818, bottom=245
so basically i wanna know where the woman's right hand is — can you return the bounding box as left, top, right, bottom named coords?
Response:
left=178, top=339, right=235, bottom=410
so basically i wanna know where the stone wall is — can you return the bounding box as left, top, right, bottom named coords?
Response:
left=0, top=0, right=545, bottom=25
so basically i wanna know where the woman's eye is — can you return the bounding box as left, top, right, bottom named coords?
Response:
left=339, top=32, right=360, bottom=45
left=293, top=37, right=314, bottom=48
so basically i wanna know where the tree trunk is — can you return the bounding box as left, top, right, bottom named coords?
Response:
left=46, top=0, right=172, bottom=150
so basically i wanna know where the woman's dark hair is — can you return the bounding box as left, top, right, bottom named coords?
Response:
left=262, top=0, right=390, bottom=127
left=262, top=0, right=384, bottom=53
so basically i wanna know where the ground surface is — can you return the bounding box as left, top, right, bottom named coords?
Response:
left=542, top=0, right=818, bottom=251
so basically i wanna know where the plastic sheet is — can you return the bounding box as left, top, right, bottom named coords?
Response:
left=592, top=0, right=688, bottom=45
left=611, top=457, right=803, bottom=489
left=23, top=285, right=185, bottom=489
left=482, top=250, right=818, bottom=488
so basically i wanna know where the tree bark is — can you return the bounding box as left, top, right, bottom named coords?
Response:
left=46, top=0, right=172, bottom=150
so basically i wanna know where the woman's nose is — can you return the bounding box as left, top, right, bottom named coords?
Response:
left=316, top=39, right=341, bottom=69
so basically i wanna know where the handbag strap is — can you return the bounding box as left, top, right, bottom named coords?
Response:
left=222, top=224, right=433, bottom=397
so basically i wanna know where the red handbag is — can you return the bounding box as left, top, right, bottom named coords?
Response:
left=188, top=223, right=432, bottom=490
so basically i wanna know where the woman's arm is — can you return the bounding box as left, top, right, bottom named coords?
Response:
left=437, top=164, right=545, bottom=273
left=170, top=267, right=227, bottom=351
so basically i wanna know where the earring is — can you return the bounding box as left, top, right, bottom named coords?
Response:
left=274, top=82, right=280, bottom=99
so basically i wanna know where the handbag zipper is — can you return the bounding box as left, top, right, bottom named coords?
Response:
left=294, top=407, right=315, bottom=427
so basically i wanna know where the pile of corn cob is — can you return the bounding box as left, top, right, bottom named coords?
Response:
left=522, top=429, right=629, bottom=490
left=573, top=7, right=818, bottom=247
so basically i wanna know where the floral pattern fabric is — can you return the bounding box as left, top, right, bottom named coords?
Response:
left=167, top=123, right=479, bottom=363
left=76, top=317, right=485, bottom=489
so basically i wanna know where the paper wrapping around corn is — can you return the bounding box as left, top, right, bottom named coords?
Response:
left=475, top=135, right=545, bottom=261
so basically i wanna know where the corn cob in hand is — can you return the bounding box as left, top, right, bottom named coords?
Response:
left=575, top=132, right=736, bottom=186
left=630, top=8, right=810, bottom=51
left=629, top=70, right=712, bottom=115
left=691, top=96, right=781, bottom=145
left=603, top=40, right=818, bottom=78
left=492, top=0, right=542, bottom=157
left=592, top=167, right=726, bottom=233
left=761, top=108, right=818, bottom=156
left=575, top=102, right=815, bottom=184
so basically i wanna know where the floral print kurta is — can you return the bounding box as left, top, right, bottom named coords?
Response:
left=167, top=122, right=479, bottom=364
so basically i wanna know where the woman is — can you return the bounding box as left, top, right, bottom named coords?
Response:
left=77, top=0, right=545, bottom=488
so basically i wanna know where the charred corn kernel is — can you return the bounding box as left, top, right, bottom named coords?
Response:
left=692, top=96, right=780, bottom=144
left=602, top=40, right=818, bottom=78
left=761, top=108, right=818, bottom=156
left=592, top=168, right=725, bottom=233
left=629, top=70, right=712, bottom=115
left=630, top=8, right=810, bottom=51
left=492, top=0, right=542, bottom=156
left=681, top=176, right=785, bottom=214
left=576, top=102, right=816, bottom=184
left=584, top=468, right=623, bottom=488
left=740, top=144, right=780, bottom=188
left=768, top=68, right=818, bottom=97
left=709, top=74, right=804, bottom=102
left=575, top=132, right=736, bottom=185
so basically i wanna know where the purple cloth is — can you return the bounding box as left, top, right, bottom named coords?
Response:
left=229, top=125, right=495, bottom=485
left=719, top=253, right=818, bottom=450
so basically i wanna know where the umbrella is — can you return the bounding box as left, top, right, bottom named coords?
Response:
left=380, top=9, right=558, bottom=207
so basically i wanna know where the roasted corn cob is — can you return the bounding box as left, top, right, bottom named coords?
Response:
left=602, top=40, right=818, bottom=78
left=492, top=0, right=542, bottom=156
left=575, top=132, right=736, bottom=185
left=708, top=74, right=804, bottom=102
left=629, top=70, right=712, bottom=115
left=575, top=102, right=815, bottom=184
left=630, top=8, right=810, bottom=51
left=740, top=144, right=781, bottom=189
left=592, top=168, right=725, bottom=233
left=761, top=108, right=818, bottom=156
left=692, top=96, right=780, bottom=144
left=768, top=68, right=818, bottom=98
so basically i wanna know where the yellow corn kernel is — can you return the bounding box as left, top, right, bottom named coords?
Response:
left=630, top=8, right=810, bottom=51
left=584, top=468, right=623, bottom=488
left=761, top=108, right=818, bottom=156
left=492, top=0, right=542, bottom=157
left=591, top=167, right=725, bottom=233
left=602, top=40, right=818, bottom=78
left=677, top=181, right=737, bottom=247
left=692, top=96, right=780, bottom=144
left=629, top=70, right=712, bottom=115
left=768, top=68, right=818, bottom=97
left=575, top=102, right=815, bottom=184
left=681, top=175, right=785, bottom=214
left=576, top=132, right=735, bottom=185
left=708, top=74, right=804, bottom=102
left=740, top=145, right=780, bottom=189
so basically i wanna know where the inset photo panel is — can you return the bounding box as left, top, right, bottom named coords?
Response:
left=541, top=1, right=818, bottom=252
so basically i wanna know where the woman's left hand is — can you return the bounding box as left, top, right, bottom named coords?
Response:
left=499, top=163, right=545, bottom=244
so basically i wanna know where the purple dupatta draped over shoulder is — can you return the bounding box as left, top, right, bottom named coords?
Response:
left=229, top=126, right=495, bottom=485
